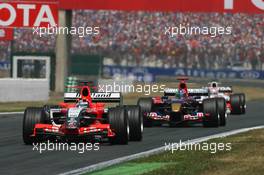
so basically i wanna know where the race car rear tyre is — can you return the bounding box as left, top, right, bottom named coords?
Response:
left=238, top=93, right=246, bottom=114
left=202, top=98, right=219, bottom=127
left=216, top=98, right=226, bottom=126
left=23, top=107, right=46, bottom=145
left=109, top=107, right=129, bottom=145
left=126, top=105, right=143, bottom=141
left=137, top=98, right=153, bottom=127
left=230, top=94, right=242, bottom=114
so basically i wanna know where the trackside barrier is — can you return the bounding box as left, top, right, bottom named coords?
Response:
left=0, top=79, right=49, bottom=102
left=103, top=65, right=264, bottom=82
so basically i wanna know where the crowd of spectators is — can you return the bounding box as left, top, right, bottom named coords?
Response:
left=0, top=11, right=263, bottom=70
left=71, top=11, right=264, bottom=70
left=0, top=41, right=10, bottom=62
left=13, top=29, right=56, bottom=53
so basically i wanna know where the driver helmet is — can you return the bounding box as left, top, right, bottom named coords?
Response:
left=212, top=82, right=217, bottom=88
left=77, top=100, right=89, bottom=108
left=179, top=89, right=187, bottom=98
left=209, top=82, right=219, bottom=95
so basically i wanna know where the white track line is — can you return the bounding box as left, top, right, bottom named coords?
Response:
left=0, top=112, right=24, bottom=115
left=59, top=125, right=264, bottom=175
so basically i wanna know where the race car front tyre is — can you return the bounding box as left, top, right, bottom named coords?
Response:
left=126, top=105, right=143, bottom=141
left=230, top=94, right=244, bottom=115
left=109, top=107, right=129, bottom=145
left=202, top=98, right=219, bottom=127
left=137, top=97, right=153, bottom=127
left=23, top=107, right=46, bottom=145
left=216, top=98, right=226, bottom=126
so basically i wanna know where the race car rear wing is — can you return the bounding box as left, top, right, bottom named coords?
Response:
left=163, top=88, right=178, bottom=96
left=188, top=89, right=209, bottom=96
left=91, top=93, right=123, bottom=103
left=218, top=87, right=233, bottom=93
left=164, top=88, right=208, bottom=96
left=64, top=92, right=123, bottom=104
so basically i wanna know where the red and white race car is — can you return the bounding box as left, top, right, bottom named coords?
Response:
left=23, top=83, right=143, bottom=145
left=202, top=82, right=246, bottom=115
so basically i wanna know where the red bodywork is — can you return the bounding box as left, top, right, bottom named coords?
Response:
left=32, top=86, right=115, bottom=140
left=177, top=77, right=189, bottom=96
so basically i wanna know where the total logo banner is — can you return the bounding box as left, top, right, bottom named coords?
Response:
left=0, top=1, right=58, bottom=27
left=0, top=28, right=13, bottom=40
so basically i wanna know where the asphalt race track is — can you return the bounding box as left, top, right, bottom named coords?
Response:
left=0, top=100, right=263, bottom=175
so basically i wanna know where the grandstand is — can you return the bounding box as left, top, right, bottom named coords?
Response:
left=0, top=11, right=263, bottom=78
left=0, top=41, right=10, bottom=62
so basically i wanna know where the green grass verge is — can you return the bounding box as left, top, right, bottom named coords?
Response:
left=90, top=163, right=170, bottom=175
left=0, top=97, right=63, bottom=112
left=86, top=129, right=264, bottom=175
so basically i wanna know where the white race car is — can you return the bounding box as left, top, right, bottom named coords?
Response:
left=203, top=82, right=246, bottom=115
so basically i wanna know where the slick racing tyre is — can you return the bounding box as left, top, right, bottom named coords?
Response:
left=238, top=93, right=246, bottom=114
left=202, top=98, right=219, bottom=127
left=126, top=105, right=143, bottom=141
left=23, top=107, right=47, bottom=145
left=230, top=94, right=245, bottom=115
left=216, top=98, right=227, bottom=126
left=109, top=107, right=129, bottom=145
left=137, top=98, right=153, bottom=127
